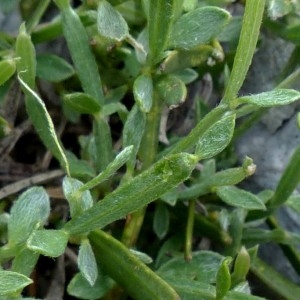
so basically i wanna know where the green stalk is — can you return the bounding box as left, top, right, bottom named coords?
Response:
left=222, top=0, right=265, bottom=108
left=184, top=200, right=195, bottom=261
left=121, top=95, right=161, bottom=247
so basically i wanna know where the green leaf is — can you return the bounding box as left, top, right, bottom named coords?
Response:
left=27, top=229, right=68, bottom=257
left=0, top=59, right=16, bottom=86
left=122, top=105, right=146, bottom=172
left=195, top=113, right=235, bottom=160
left=8, top=187, right=50, bottom=245
left=286, top=194, right=300, bottom=215
left=172, top=68, right=198, bottom=84
left=224, top=291, right=265, bottom=300
left=164, top=277, right=216, bottom=300
left=67, top=272, right=113, bottom=300
left=97, top=0, right=129, bottom=42
left=62, top=177, right=93, bottom=218
left=133, top=74, right=153, bottom=113
left=36, top=54, right=75, bottom=82
left=78, top=239, right=98, bottom=286
left=153, top=202, right=170, bottom=239
left=157, top=251, right=223, bottom=283
left=148, top=0, right=177, bottom=62
left=231, top=246, right=251, bottom=286
left=156, top=75, right=187, bottom=109
left=12, top=247, right=39, bottom=277
left=63, top=92, right=101, bottom=115
left=270, top=144, right=300, bottom=207
left=89, top=230, right=180, bottom=300
left=129, top=249, right=153, bottom=264
left=79, top=145, right=134, bottom=192
left=216, top=186, right=266, bottom=210
left=237, top=89, right=300, bottom=107
left=64, top=153, right=197, bottom=235
left=161, top=44, right=221, bottom=73
left=169, top=7, right=230, bottom=50
left=216, top=257, right=232, bottom=300
left=0, top=271, right=32, bottom=296
left=17, top=75, right=70, bottom=175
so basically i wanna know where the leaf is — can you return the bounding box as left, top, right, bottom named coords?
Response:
left=286, top=194, right=300, bottom=215
left=63, top=92, right=101, bottom=114
left=64, top=153, right=197, bottom=235
left=12, top=247, right=39, bottom=277
left=224, top=291, right=265, bottom=300
left=163, top=278, right=216, bottom=300
left=169, top=7, right=230, bottom=50
left=237, top=89, right=300, bottom=107
left=172, top=68, right=198, bottom=84
left=62, top=177, right=93, bottom=218
left=18, top=75, right=70, bottom=175
left=156, top=75, right=187, bottom=109
left=0, top=271, right=32, bottom=296
left=129, top=249, right=153, bottom=264
left=0, top=59, right=16, bottom=86
left=79, top=145, right=134, bottom=192
left=89, top=230, right=179, bottom=300
left=122, top=105, right=146, bottom=172
left=195, top=113, right=235, bottom=160
left=78, top=239, right=98, bottom=286
left=97, top=0, right=129, bottom=42
left=133, top=74, right=153, bottom=113
left=67, top=272, right=113, bottom=300
left=36, top=54, right=75, bottom=82
left=148, top=0, right=177, bottom=62
left=8, top=187, right=50, bottom=245
left=153, top=202, right=170, bottom=239
left=27, top=229, right=68, bottom=257
left=157, top=251, right=223, bottom=283
left=231, top=247, right=251, bottom=286
left=216, top=257, right=232, bottom=300
left=216, top=186, right=266, bottom=210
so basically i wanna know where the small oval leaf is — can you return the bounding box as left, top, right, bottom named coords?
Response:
left=216, top=186, right=266, bottom=210
left=133, top=74, right=153, bottom=113
left=97, top=0, right=129, bottom=42
left=169, top=7, right=230, bottom=50
left=27, top=229, right=69, bottom=257
left=237, top=89, right=300, bottom=107
left=63, top=92, right=101, bottom=114
left=153, top=202, right=170, bottom=239
left=156, top=75, right=187, bottom=109
left=195, top=113, right=235, bottom=160
left=0, top=59, right=16, bottom=86
left=8, top=187, right=50, bottom=245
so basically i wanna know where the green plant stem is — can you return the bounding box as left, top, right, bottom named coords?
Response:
left=121, top=95, right=161, bottom=247
left=266, top=216, right=300, bottom=277
left=222, top=0, right=265, bottom=108
left=184, top=200, right=195, bottom=261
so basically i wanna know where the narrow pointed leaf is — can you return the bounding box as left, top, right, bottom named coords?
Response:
left=27, top=229, right=68, bottom=257
left=153, top=202, right=170, bottom=239
left=8, top=187, right=50, bottom=245
left=169, top=7, right=230, bottom=50
left=78, top=239, right=98, bottom=286
left=79, top=145, right=134, bottom=192
left=216, top=257, right=232, bottom=300
left=97, top=0, right=129, bottom=42
left=89, top=230, right=180, bottom=300
left=64, top=153, right=197, bottom=235
left=216, top=186, right=266, bottom=210
left=238, top=89, right=300, bottom=107
left=0, top=271, right=32, bottom=296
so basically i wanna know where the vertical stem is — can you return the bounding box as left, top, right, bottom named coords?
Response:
left=184, top=200, right=195, bottom=261
left=121, top=95, right=161, bottom=247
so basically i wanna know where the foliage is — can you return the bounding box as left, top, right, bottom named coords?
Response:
left=0, top=0, right=300, bottom=299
